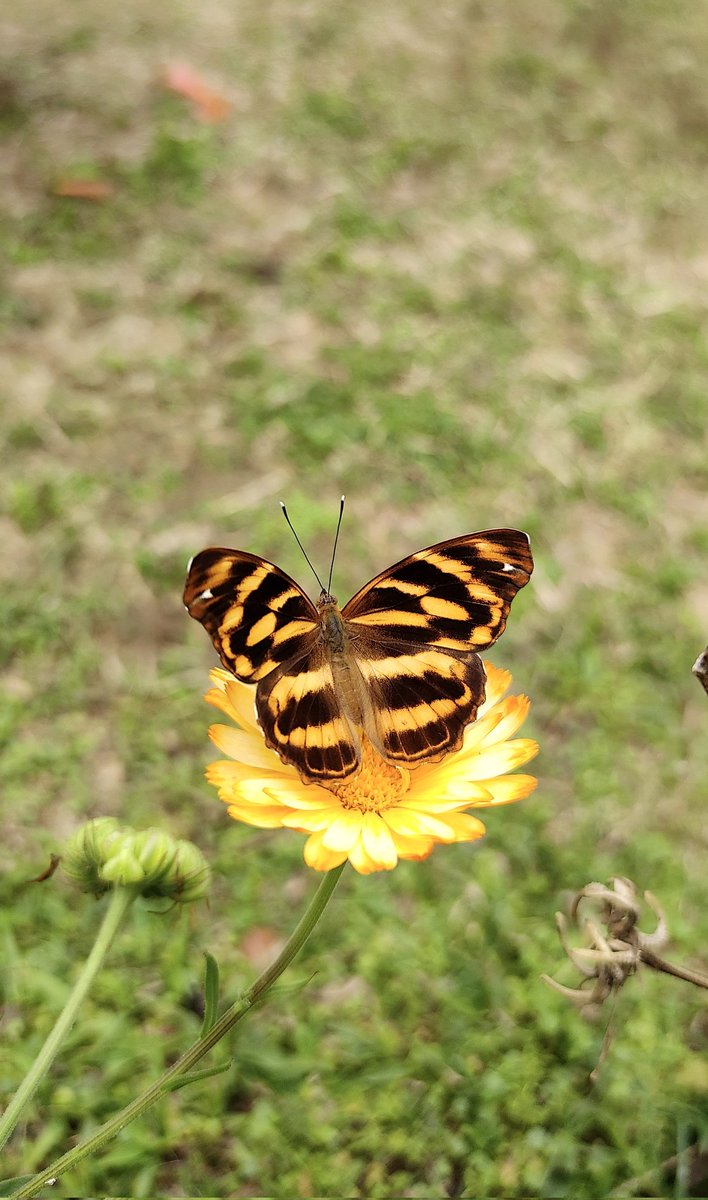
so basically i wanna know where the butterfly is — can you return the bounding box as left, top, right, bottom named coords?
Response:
left=183, top=528, right=533, bottom=783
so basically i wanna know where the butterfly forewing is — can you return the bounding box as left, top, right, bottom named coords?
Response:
left=183, top=548, right=318, bottom=682
left=343, top=530, right=533, bottom=649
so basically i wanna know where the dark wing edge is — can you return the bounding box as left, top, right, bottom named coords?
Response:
left=183, top=547, right=318, bottom=682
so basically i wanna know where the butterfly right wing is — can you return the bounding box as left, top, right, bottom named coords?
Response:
left=183, top=548, right=319, bottom=682
left=341, top=529, right=533, bottom=767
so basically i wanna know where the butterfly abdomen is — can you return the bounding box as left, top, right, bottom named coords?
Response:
left=319, top=601, right=369, bottom=731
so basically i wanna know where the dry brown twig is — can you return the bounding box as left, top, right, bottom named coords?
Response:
left=542, top=877, right=708, bottom=1083
left=543, top=876, right=708, bottom=1016
left=693, top=645, right=708, bottom=696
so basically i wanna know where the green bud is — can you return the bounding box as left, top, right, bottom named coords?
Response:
left=63, top=817, right=121, bottom=895
left=161, top=840, right=211, bottom=904
left=100, top=844, right=147, bottom=886
left=129, top=827, right=178, bottom=887
left=62, top=819, right=210, bottom=904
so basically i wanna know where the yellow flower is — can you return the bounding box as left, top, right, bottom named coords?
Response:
left=204, top=663, right=538, bottom=875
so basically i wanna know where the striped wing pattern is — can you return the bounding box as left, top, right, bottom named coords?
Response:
left=183, top=548, right=318, bottom=682
left=255, top=646, right=360, bottom=780
left=184, top=529, right=533, bottom=783
left=343, top=530, right=533, bottom=766
left=184, top=548, right=360, bottom=780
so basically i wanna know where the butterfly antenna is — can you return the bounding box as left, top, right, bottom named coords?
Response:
left=280, top=502, right=326, bottom=593
left=327, top=495, right=345, bottom=595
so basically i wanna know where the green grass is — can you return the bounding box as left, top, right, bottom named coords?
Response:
left=2, top=0, right=708, bottom=1195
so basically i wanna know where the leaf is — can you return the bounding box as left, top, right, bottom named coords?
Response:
left=200, top=951, right=220, bottom=1036
left=0, top=1177, right=37, bottom=1195
left=52, top=178, right=114, bottom=201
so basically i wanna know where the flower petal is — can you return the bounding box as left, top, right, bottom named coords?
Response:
left=208, top=724, right=285, bottom=770
left=389, top=832, right=435, bottom=861
left=477, top=695, right=531, bottom=746
left=473, top=774, right=538, bottom=806
left=204, top=685, right=239, bottom=719
left=404, top=782, right=494, bottom=808
left=477, top=662, right=511, bottom=712
left=440, top=811, right=487, bottom=841
left=457, top=707, right=507, bottom=753
left=456, top=738, right=539, bottom=779
left=204, top=670, right=260, bottom=730
left=206, top=760, right=274, bottom=794
left=225, top=679, right=260, bottom=733
left=348, top=834, right=383, bottom=875
left=224, top=803, right=288, bottom=828
left=360, top=812, right=398, bottom=870
left=304, top=830, right=349, bottom=871
left=322, top=811, right=364, bottom=851
left=240, top=778, right=334, bottom=810
left=280, top=808, right=338, bottom=832
left=383, top=807, right=457, bottom=842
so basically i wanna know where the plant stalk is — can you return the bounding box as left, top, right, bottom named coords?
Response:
left=10, top=863, right=345, bottom=1198
left=0, top=886, right=137, bottom=1154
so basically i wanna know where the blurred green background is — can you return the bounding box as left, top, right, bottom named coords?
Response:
left=2, top=0, right=708, bottom=1194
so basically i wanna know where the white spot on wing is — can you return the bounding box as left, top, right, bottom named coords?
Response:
left=502, top=563, right=516, bottom=572
left=199, top=588, right=214, bottom=600
left=187, top=555, right=194, bottom=572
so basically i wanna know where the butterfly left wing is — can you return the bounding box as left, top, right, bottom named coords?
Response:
left=183, top=548, right=319, bottom=682
left=342, top=529, right=533, bottom=766
left=255, top=642, right=361, bottom=781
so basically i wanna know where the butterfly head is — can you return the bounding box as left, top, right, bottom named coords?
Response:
left=317, top=588, right=338, bottom=609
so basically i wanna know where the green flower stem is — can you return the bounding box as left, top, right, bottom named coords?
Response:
left=11, top=863, right=346, bottom=1199
left=0, top=886, right=137, bottom=1155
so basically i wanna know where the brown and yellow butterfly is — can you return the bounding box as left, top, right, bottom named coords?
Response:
left=184, top=527, right=533, bottom=783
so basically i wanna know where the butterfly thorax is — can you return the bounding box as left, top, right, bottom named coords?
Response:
left=318, top=597, right=348, bottom=656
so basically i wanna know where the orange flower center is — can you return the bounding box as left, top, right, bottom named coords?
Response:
left=326, top=738, right=410, bottom=813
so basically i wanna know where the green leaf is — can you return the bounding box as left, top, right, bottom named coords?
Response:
left=0, top=1176, right=36, bottom=1195
left=200, top=951, right=220, bottom=1036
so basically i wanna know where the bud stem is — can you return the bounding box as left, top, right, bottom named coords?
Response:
left=8, top=863, right=346, bottom=1198
left=0, top=886, right=138, bottom=1154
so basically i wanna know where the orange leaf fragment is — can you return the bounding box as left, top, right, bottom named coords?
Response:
left=162, top=62, right=231, bottom=123
left=53, top=178, right=114, bottom=201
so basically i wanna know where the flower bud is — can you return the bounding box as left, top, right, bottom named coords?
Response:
left=63, top=817, right=122, bottom=895
left=62, top=819, right=210, bottom=904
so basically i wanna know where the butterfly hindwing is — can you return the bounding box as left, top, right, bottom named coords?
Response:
left=256, top=643, right=360, bottom=781
left=354, top=639, right=487, bottom=765
left=183, top=548, right=318, bottom=682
